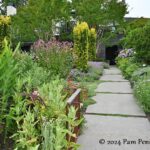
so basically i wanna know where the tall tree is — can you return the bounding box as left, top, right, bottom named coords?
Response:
left=72, top=0, right=127, bottom=44
left=72, top=0, right=127, bottom=27
left=11, top=0, right=70, bottom=43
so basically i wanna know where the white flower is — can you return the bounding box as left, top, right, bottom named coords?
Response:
left=142, top=64, right=146, bottom=67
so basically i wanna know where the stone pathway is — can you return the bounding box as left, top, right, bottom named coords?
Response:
left=78, top=67, right=150, bottom=150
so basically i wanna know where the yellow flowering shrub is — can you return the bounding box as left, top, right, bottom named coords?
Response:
left=88, top=28, right=97, bottom=60
left=73, top=22, right=89, bottom=71
left=0, top=15, right=11, bottom=48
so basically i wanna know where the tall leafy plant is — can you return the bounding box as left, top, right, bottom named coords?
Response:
left=88, top=28, right=97, bottom=60
left=13, top=109, right=40, bottom=150
left=38, top=79, right=82, bottom=150
left=42, top=119, right=67, bottom=150
left=0, top=39, right=19, bottom=148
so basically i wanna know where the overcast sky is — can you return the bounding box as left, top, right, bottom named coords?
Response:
left=125, top=0, right=150, bottom=18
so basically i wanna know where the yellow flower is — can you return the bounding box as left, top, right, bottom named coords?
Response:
left=0, top=15, right=11, bottom=25
left=90, top=28, right=97, bottom=38
left=91, top=28, right=96, bottom=34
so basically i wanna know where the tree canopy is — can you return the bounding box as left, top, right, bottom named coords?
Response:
left=72, top=0, right=127, bottom=27
left=71, top=0, right=127, bottom=45
left=11, top=0, right=70, bottom=43
left=3, top=0, right=128, bottom=43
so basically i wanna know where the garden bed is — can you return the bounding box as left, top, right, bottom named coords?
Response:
left=0, top=89, right=82, bottom=150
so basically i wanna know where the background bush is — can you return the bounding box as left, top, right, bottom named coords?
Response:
left=122, top=24, right=150, bottom=64
left=132, top=67, right=150, bottom=113
left=131, top=67, right=150, bottom=83
left=88, top=28, right=97, bottom=61
left=134, top=80, right=150, bottom=113
left=116, top=56, right=150, bottom=114
left=70, top=66, right=103, bottom=82
left=116, top=57, right=139, bottom=79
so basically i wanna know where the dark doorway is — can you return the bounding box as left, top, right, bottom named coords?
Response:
left=106, top=45, right=119, bottom=65
left=21, top=42, right=33, bottom=52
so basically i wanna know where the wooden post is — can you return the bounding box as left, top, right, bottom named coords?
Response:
left=66, top=89, right=81, bottom=150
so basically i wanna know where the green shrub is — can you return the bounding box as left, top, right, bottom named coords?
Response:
left=14, top=51, right=52, bottom=89
left=122, top=24, right=150, bottom=64
left=124, top=63, right=139, bottom=79
left=131, top=67, right=150, bottom=83
left=88, top=28, right=97, bottom=61
left=0, top=39, right=18, bottom=130
left=134, top=80, right=150, bottom=113
left=116, top=57, right=139, bottom=79
left=0, top=40, right=22, bottom=149
left=14, top=52, right=36, bottom=76
left=70, top=66, right=103, bottom=82
left=116, top=57, right=129, bottom=72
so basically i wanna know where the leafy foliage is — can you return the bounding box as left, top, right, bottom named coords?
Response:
left=121, top=22, right=150, bottom=64
left=0, top=39, right=18, bottom=130
left=13, top=109, right=39, bottom=150
left=88, top=28, right=97, bottom=60
left=11, top=0, right=70, bottom=43
left=131, top=67, right=150, bottom=83
left=116, top=55, right=150, bottom=114
left=70, top=66, right=103, bottom=82
left=0, top=40, right=83, bottom=149
left=125, top=18, right=150, bottom=33
left=134, top=80, right=150, bottom=113
left=42, top=119, right=67, bottom=150
left=72, top=0, right=127, bottom=27
left=116, top=57, right=139, bottom=79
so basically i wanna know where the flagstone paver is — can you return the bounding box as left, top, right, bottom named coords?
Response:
left=100, top=74, right=128, bottom=82
left=104, top=67, right=122, bottom=75
left=78, top=67, right=150, bottom=150
left=96, top=82, right=133, bottom=94
left=78, top=115, right=150, bottom=150
left=86, top=94, right=145, bottom=116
